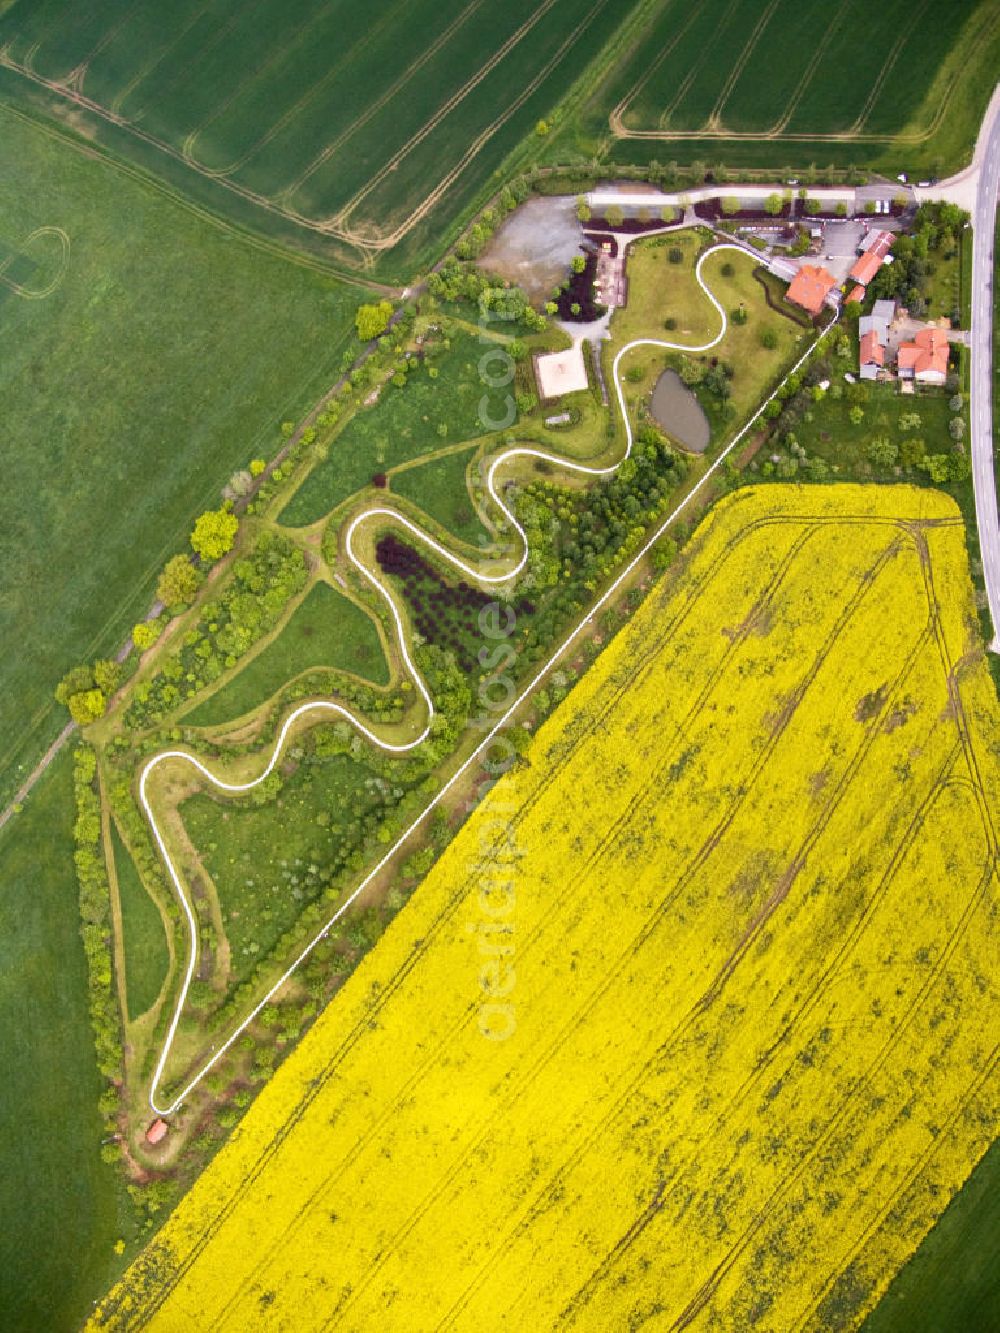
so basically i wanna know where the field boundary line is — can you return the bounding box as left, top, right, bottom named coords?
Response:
left=332, top=0, right=565, bottom=232
left=275, top=0, right=488, bottom=206
left=138, top=244, right=837, bottom=1116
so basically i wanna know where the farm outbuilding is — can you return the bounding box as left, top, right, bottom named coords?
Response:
left=897, top=328, right=949, bottom=384
left=145, top=1119, right=168, bottom=1145
left=850, top=231, right=894, bottom=286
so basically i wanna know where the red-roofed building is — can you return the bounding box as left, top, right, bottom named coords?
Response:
left=849, top=231, right=894, bottom=287
left=146, top=1118, right=169, bottom=1145
left=786, top=264, right=838, bottom=316
left=845, top=284, right=866, bottom=306
left=859, top=329, right=885, bottom=379
left=897, top=327, right=949, bottom=384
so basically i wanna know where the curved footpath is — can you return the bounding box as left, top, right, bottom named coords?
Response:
left=144, top=244, right=836, bottom=1115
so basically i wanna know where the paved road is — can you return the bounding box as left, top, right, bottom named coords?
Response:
left=969, top=89, right=1000, bottom=650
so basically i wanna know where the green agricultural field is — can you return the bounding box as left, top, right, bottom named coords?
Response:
left=112, top=824, right=169, bottom=1023
left=280, top=327, right=496, bottom=526
left=389, top=445, right=489, bottom=547
left=0, top=754, right=130, bottom=1333
left=0, top=104, right=366, bottom=811
left=0, top=0, right=644, bottom=276
left=183, top=581, right=389, bottom=731
left=549, top=0, right=1000, bottom=178
left=862, top=1139, right=1000, bottom=1331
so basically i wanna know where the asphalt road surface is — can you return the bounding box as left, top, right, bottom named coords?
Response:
left=969, top=90, right=1000, bottom=649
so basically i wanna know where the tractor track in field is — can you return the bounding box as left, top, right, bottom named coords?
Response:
left=181, top=0, right=418, bottom=179
left=428, top=528, right=943, bottom=1331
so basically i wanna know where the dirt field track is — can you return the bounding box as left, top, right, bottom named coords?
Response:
left=0, top=0, right=632, bottom=265
left=607, top=0, right=999, bottom=148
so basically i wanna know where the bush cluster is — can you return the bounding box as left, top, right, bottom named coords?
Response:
left=71, top=746, right=123, bottom=1099
left=123, top=532, right=308, bottom=730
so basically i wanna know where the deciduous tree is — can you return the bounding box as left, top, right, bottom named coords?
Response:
left=190, top=509, right=238, bottom=564
left=157, top=554, right=203, bottom=607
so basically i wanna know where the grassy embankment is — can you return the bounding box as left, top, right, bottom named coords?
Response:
left=112, top=824, right=170, bottom=1023
left=279, top=327, right=507, bottom=527
left=183, top=581, right=389, bottom=730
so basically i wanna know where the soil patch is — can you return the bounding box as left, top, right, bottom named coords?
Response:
left=480, top=197, right=583, bottom=303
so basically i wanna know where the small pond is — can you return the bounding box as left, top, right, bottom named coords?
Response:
left=649, top=369, right=711, bottom=453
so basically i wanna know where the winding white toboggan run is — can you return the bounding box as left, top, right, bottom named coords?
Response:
left=143, top=244, right=836, bottom=1115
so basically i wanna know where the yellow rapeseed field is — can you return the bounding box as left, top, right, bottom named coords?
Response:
left=94, top=485, right=999, bottom=1332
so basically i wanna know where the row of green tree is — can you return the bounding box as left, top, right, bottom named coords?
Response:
left=71, top=746, right=124, bottom=1135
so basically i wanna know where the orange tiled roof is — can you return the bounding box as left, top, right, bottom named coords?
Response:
left=849, top=231, right=894, bottom=286
left=786, top=264, right=837, bottom=315
left=897, top=344, right=920, bottom=370
left=897, top=327, right=949, bottom=377
left=846, top=285, right=866, bottom=305
left=859, top=330, right=884, bottom=366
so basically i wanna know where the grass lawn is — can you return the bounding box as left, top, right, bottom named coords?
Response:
left=183, top=581, right=389, bottom=730
left=922, top=246, right=963, bottom=323
left=279, top=328, right=503, bottom=527
left=389, top=445, right=490, bottom=547
left=698, top=246, right=808, bottom=419
left=0, top=103, right=367, bottom=809
left=180, top=751, right=388, bottom=988
left=613, top=234, right=807, bottom=449
left=112, top=823, right=169, bottom=1023
left=861, top=1139, right=1000, bottom=1331
left=0, top=751, right=129, bottom=1332
left=794, top=383, right=955, bottom=476
left=612, top=229, right=716, bottom=348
